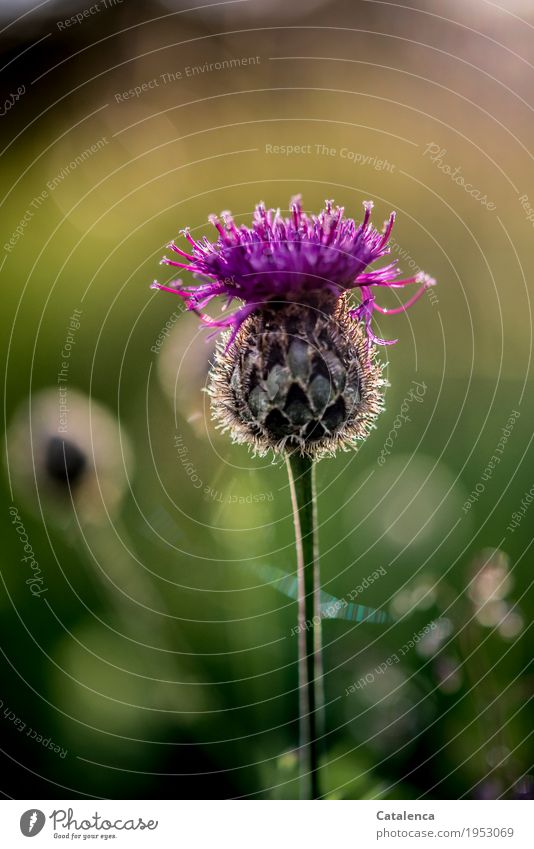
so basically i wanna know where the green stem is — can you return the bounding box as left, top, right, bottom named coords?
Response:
left=286, top=451, right=323, bottom=800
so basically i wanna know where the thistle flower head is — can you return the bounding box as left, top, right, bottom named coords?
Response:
left=152, top=198, right=436, bottom=458
left=152, top=196, right=435, bottom=348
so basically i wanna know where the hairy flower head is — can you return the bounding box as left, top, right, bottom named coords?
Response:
left=152, top=198, right=436, bottom=457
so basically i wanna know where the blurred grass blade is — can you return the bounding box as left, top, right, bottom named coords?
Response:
left=254, top=564, right=389, bottom=625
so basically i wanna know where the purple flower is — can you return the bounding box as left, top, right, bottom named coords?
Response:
left=152, top=197, right=435, bottom=348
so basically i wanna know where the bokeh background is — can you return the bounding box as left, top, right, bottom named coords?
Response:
left=1, top=0, right=533, bottom=800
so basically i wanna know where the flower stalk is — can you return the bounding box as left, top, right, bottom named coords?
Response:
left=286, top=451, right=324, bottom=799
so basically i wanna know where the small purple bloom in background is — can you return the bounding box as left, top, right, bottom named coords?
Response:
left=152, top=196, right=435, bottom=348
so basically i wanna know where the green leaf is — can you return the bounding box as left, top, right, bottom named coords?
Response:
left=253, top=564, right=389, bottom=625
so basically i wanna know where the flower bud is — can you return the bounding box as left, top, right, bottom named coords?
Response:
left=209, top=297, right=384, bottom=457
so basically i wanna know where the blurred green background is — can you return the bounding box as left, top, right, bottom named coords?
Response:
left=1, top=0, right=532, bottom=799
